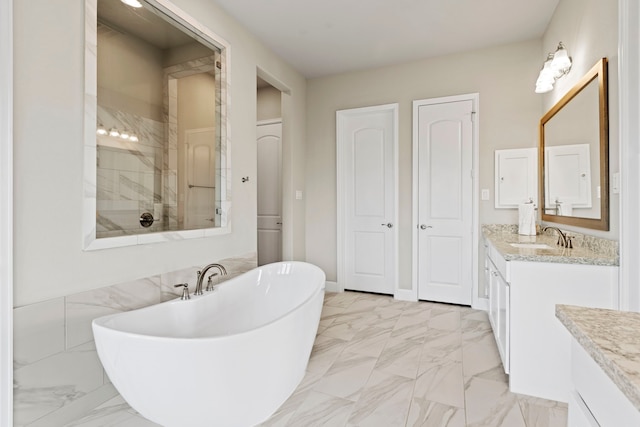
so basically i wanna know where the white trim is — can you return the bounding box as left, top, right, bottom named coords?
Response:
left=0, top=0, right=13, bottom=424
left=257, top=118, right=282, bottom=127
left=473, top=297, right=489, bottom=312
left=394, top=289, right=417, bottom=302
left=619, top=0, right=640, bottom=311
left=336, top=103, right=399, bottom=297
left=412, top=93, right=480, bottom=306
left=324, top=281, right=340, bottom=293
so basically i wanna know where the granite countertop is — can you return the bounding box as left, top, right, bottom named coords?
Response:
left=482, top=225, right=619, bottom=267
left=556, top=304, right=640, bottom=411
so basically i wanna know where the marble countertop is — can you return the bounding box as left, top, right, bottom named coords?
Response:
left=482, top=227, right=619, bottom=266
left=556, top=304, right=640, bottom=411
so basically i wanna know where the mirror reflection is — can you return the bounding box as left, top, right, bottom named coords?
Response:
left=96, top=0, right=224, bottom=238
left=540, top=58, right=609, bottom=230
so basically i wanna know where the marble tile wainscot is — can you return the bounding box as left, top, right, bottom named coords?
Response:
left=12, top=253, right=256, bottom=427
left=482, top=225, right=619, bottom=403
left=556, top=305, right=640, bottom=426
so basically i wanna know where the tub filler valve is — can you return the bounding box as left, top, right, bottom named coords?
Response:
left=174, top=283, right=190, bottom=300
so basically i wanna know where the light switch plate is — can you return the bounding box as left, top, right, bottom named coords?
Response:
left=295, top=190, right=303, bottom=200
left=613, top=172, right=620, bottom=194
left=481, top=189, right=490, bottom=200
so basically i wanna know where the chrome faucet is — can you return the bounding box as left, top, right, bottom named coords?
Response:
left=543, top=226, right=568, bottom=247
left=194, top=263, right=228, bottom=295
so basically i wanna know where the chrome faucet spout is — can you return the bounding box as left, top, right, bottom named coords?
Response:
left=542, top=226, right=568, bottom=247
left=195, top=263, right=228, bottom=295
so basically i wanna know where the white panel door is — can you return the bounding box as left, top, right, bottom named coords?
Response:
left=184, top=128, right=216, bottom=229
left=416, top=99, right=473, bottom=305
left=337, top=104, right=397, bottom=295
left=257, top=121, right=282, bottom=266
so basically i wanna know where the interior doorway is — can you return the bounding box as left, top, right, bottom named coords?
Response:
left=257, top=76, right=283, bottom=265
left=412, top=94, right=479, bottom=306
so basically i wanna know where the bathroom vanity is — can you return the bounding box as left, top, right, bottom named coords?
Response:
left=556, top=305, right=640, bottom=426
left=483, top=225, right=619, bottom=402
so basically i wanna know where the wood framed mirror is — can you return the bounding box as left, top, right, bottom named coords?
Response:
left=539, top=57, right=609, bottom=230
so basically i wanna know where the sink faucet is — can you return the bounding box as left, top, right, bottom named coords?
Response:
left=194, top=263, right=228, bottom=295
left=543, top=226, right=568, bottom=247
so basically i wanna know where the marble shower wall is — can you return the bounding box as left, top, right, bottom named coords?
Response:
left=13, top=253, right=256, bottom=426
left=96, top=105, right=166, bottom=238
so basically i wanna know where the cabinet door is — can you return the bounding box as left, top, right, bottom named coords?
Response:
left=495, top=148, right=538, bottom=208
left=545, top=144, right=592, bottom=209
left=567, top=392, right=599, bottom=427
left=487, top=256, right=509, bottom=374
left=498, top=274, right=510, bottom=374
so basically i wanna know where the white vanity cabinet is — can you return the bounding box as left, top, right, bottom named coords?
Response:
left=486, top=246, right=510, bottom=374
left=568, top=340, right=640, bottom=426
left=484, top=237, right=618, bottom=402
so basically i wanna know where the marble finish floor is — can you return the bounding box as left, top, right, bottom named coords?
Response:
left=70, top=291, right=567, bottom=427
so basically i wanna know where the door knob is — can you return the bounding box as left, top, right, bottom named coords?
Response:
left=420, top=224, right=433, bottom=230
left=381, top=223, right=393, bottom=228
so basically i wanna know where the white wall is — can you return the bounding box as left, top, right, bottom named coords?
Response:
left=257, top=86, right=282, bottom=121
left=305, top=40, right=543, bottom=285
left=13, top=0, right=307, bottom=307
left=541, top=0, right=619, bottom=239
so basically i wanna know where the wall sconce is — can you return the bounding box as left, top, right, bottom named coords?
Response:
left=535, top=42, right=573, bottom=94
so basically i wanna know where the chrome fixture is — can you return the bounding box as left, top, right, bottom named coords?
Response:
left=195, top=263, right=228, bottom=295
left=535, top=42, right=573, bottom=94
left=205, top=273, right=218, bottom=292
left=173, top=283, right=190, bottom=300
left=543, top=226, right=569, bottom=247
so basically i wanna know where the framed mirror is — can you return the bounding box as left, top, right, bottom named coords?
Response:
left=539, top=58, right=609, bottom=230
left=83, top=0, right=231, bottom=250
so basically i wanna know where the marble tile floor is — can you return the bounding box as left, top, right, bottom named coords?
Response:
left=70, top=291, right=567, bottom=427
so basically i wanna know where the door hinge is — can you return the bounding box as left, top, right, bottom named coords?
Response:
left=471, top=111, right=476, bottom=122
left=216, top=61, right=222, bottom=69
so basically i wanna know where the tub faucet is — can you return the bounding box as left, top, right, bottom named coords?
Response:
left=195, top=263, right=228, bottom=295
left=543, top=226, right=568, bottom=247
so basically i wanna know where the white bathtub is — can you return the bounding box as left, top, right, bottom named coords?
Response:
left=92, top=261, right=325, bottom=427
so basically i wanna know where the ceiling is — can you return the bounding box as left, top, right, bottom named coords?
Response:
left=213, top=0, right=560, bottom=78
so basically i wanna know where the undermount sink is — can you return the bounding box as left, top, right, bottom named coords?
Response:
left=510, top=243, right=553, bottom=249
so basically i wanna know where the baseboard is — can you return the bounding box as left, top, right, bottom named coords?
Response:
left=473, top=297, right=489, bottom=311
left=324, top=281, right=339, bottom=293
left=394, top=289, right=417, bottom=302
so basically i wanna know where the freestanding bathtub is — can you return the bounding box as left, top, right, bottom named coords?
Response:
left=92, top=261, right=325, bottom=427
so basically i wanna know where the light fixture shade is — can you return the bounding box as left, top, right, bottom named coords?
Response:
left=550, top=42, right=572, bottom=75
left=535, top=81, right=554, bottom=94
left=121, top=0, right=143, bottom=8
left=536, top=56, right=555, bottom=86
left=96, top=125, right=108, bottom=135
left=120, top=130, right=130, bottom=139
left=109, top=128, right=120, bottom=137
